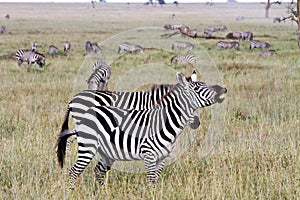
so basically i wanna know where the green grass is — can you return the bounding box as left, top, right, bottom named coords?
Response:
left=0, top=2, right=299, bottom=199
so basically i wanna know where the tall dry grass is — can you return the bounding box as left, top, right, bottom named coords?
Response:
left=0, top=2, right=299, bottom=199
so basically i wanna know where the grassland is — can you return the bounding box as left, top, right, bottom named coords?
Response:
left=0, top=2, right=299, bottom=199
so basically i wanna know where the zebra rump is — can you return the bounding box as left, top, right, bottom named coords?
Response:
left=57, top=72, right=227, bottom=188
left=250, top=40, right=271, bottom=50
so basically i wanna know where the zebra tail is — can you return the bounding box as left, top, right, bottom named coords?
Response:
left=56, top=129, right=77, bottom=168
left=60, top=106, right=70, bottom=133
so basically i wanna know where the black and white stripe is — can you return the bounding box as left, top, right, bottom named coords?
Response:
left=171, top=54, right=196, bottom=65
left=241, top=31, right=253, bottom=41
left=250, top=40, right=271, bottom=50
left=15, top=49, right=46, bottom=70
left=118, top=42, right=144, bottom=54
left=217, top=41, right=239, bottom=50
left=87, top=61, right=111, bottom=90
left=56, top=72, right=227, bottom=188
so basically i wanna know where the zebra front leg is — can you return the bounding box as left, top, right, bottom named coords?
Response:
left=69, top=145, right=96, bottom=189
left=94, top=158, right=114, bottom=186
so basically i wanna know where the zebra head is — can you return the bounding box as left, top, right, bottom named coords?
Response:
left=176, top=72, right=227, bottom=108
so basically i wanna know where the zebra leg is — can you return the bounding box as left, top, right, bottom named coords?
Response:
left=94, top=157, right=114, bottom=185
left=154, top=159, right=166, bottom=183
left=143, top=154, right=158, bottom=184
left=69, top=145, right=96, bottom=189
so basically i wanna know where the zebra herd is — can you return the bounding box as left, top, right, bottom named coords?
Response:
left=57, top=66, right=227, bottom=188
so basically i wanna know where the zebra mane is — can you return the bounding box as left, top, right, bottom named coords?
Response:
left=35, top=51, right=45, bottom=57
left=154, top=83, right=180, bottom=106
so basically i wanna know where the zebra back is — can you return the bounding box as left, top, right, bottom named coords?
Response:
left=87, top=61, right=111, bottom=90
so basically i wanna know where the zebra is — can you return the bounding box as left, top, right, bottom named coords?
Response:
left=241, top=32, right=253, bottom=41
left=250, top=40, right=271, bottom=50
left=56, top=72, right=227, bottom=188
left=91, top=42, right=102, bottom=54
left=217, top=41, right=239, bottom=50
left=87, top=61, right=111, bottom=90
left=85, top=41, right=93, bottom=52
left=204, top=27, right=217, bottom=35
left=118, top=42, right=144, bottom=54
left=171, top=54, right=196, bottom=65
left=215, top=25, right=228, bottom=32
left=62, top=72, right=200, bottom=149
left=48, top=45, right=59, bottom=56
left=64, top=41, right=71, bottom=52
left=1, top=26, right=7, bottom=34
left=15, top=49, right=46, bottom=71
left=226, top=32, right=241, bottom=40
left=5, top=14, right=10, bottom=19
left=259, top=49, right=276, bottom=57
left=171, top=41, right=194, bottom=50
left=30, top=43, right=37, bottom=52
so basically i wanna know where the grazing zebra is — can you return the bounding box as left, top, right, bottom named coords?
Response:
left=171, top=54, right=196, bottom=65
left=217, top=41, right=239, bottom=50
left=87, top=61, right=111, bottom=90
left=85, top=41, right=93, bottom=52
left=226, top=32, right=241, bottom=40
left=260, top=49, right=276, bottom=57
left=171, top=41, right=194, bottom=50
left=1, top=26, right=7, bottom=34
left=118, top=42, right=144, bottom=54
left=91, top=42, right=102, bottom=54
left=215, top=25, right=228, bottom=32
left=64, top=41, right=71, bottom=52
left=204, top=27, right=217, bottom=35
left=250, top=40, right=271, bottom=50
left=49, top=45, right=59, bottom=56
left=241, top=32, right=253, bottom=41
left=56, top=72, right=227, bottom=188
left=15, top=49, right=46, bottom=71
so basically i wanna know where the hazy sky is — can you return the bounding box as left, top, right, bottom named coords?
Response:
left=0, top=0, right=293, bottom=3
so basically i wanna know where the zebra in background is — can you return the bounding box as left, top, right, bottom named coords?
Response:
left=1, top=26, right=7, bottom=34
left=86, top=41, right=102, bottom=54
left=15, top=49, right=46, bottom=71
left=49, top=45, right=59, bottom=57
left=64, top=41, right=71, bottom=52
left=172, top=41, right=194, bottom=50
left=171, top=54, right=196, bottom=65
left=226, top=32, right=242, bottom=40
left=241, top=32, right=253, bottom=41
left=204, top=27, right=217, bottom=35
left=217, top=41, right=239, bottom=50
left=215, top=25, right=228, bottom=31
left=57, top=72, right=227, bottom=188
left=118, top=42, right=144, bottom=54
left=260, top=50, right=276, bottom=57
left=87, top=61, right=111, bottom=90
left=250, top=40, right=271, bottom=50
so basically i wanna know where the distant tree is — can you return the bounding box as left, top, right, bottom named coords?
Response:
left=264, top=0, right=281, bottom=18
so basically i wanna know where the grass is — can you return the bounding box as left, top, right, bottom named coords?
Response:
left=0, top=2, right=299, bottom=199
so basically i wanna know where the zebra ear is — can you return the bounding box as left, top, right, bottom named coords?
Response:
left=176, top=72, right=188, bottom=87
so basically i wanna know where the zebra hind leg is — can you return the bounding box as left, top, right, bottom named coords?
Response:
left=154, top=159, right=166, bottom=183
left=69, top=145, right=96, bottom=189
left=143, top=154, right=158, bottom=185
left=94, top=157, right=114, bottom=186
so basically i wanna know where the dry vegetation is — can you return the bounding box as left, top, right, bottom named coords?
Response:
left=0, top=2, right=299, bottom=199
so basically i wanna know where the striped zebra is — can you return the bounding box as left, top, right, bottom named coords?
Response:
left=56, top=72, right=227, bottom=188
left=171, top=41, right=194, bottom=50
left=118, top=42, right=144, bottom=54
left=241, top=32, right=253, bottom=41
left=49, top=45, right=59, bottom=56
left=260, top=49, right=276, bottom=57
left=171, top=54, right=196, bottom=65
left=85, top=41, right=93, bottom=52
left=64, top=41, right=71, bottom=52
left=217, top=41, right=239, bottom=50
left=87, top=61, right=111, bottom=90
left=226, top=32, right=242, bottom=40
left=15, top=49, right=46, bottom=71
left=250, top=40, right=271, bottom=50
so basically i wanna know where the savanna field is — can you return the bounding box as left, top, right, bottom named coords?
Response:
left=0, top=2, right=299, bottom=199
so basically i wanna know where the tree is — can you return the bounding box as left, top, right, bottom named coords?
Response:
left=264, top=0, right=281, bottom=18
